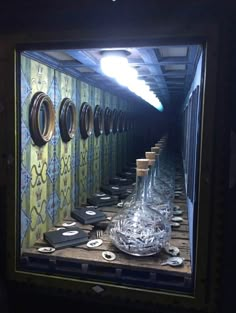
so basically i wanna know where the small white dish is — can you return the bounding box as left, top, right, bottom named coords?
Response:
left=102, top=251, right=116, bottom=261
left=171, top=217, right=184, bottom=222
left=173, top=205, right=180, bottom=211
left=161, top=257, right=184, bottom=267
left=56, top=227, right=66, bottom=230
left=62, top=222, right=76, bottom=227
left=87, top=239, right=103, bottom=248
left=86, top=210, right=96, bottom=215
left=111, top=186, right=119, bottom=190
left=171, top=222, right=180, bottom=228
left=38, top=247, right=55, bottom=254
left=62, top=230, right=79, bottom=236
left=164, top=246, right=180, bottom=257
left=100, top=197, right=111, bottom=200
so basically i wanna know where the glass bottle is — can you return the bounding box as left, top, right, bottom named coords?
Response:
left=108, top=159, right=171, bottom=256
left=145, top=152, right=173, bottom=221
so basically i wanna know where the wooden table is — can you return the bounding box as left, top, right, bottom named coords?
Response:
left=22, top=171, right=192, bottom=291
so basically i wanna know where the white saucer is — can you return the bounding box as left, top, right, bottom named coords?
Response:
left=38, top=247, right=55, bottom=254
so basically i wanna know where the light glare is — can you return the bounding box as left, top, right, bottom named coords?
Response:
left=100, top=54, right=164, bottom=112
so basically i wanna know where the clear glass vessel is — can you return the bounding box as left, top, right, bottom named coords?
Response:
left=145, top=151, right=173, bottom=221
left=108, top=159, right=171, bottom=256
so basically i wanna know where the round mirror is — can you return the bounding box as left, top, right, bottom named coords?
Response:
left=112, top=109, right=118, bottom=134
left=38, top=101, right=48, bottom=136
left=123, top=113, right=128, bottom=132
left=59, top=98, right=76, bottom=143
left=29, top=91, right=55, bottom=147
left=79, top=102, right=93, bottom=139
left=94, top=105, right=104, bottom=137
left=118, top=111, right=125, bottom=132
left=104, top=107, right=113, bottom=136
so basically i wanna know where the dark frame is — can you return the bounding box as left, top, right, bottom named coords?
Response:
left=29, top=91, right=55, bottom=147
left=94, top=105, right=104, bottom=137
left=1, top=21, right=230, bottom=312
left=79, top=102, right=93, bottom=140
left=104, top=107, right=113, bottom=135
left=59, top=97, right=76, bottom=143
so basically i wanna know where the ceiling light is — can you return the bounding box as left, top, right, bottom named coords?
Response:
left=100, top=55, right=128, bottom=78
left=100, top=50, right=163, bottom=112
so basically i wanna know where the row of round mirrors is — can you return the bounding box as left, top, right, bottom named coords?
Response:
left=29, top=91, right=135, bottom=147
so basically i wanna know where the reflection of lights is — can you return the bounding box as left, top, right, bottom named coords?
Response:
left=100, top=53, right=164, bottom=112
left=100, top=56, right=128, bottom=78
left=116, top=67, right=138, bottom=86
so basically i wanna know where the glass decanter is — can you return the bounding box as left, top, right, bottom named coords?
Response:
left=108, top=159, right=171, bottom=256
left=151, top=147, right=175, bottom=205
left=145, top=152, right=173, bottom=221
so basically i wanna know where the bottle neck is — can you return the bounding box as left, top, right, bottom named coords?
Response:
left=147, top=165, right=155, bottom=197
left=154, top=157, right=159, bottom=179
left=134, top=171, right=148, bottom=204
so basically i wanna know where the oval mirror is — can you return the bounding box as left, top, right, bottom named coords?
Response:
left=29, top=91, right=55, bottom=147
left=59, top=98, right=76, bottom=143
left=104, top=107, right=113, bottom=136
left=79, top=102, right=93, bottom=139
left=118, top=111, right=125, bottom=132
left=94, top=105, right=104, bottom=137
left=112, top=109, right=118, bottom=134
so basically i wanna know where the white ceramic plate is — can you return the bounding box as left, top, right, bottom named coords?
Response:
left=87, top=239, right=103, bottom=248
left=62, top=230, right=79, bottom=236
left=38, top=247, right=55, bottom=253
left=102, top=251, right=116, bottom=261
left=62, top=222, right=76, bottom=227
left=86, top=210, right=96, bottom=215
left=171, top=217, right=183, bottom=222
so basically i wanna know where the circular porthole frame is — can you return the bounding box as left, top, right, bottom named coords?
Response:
left=118, top=111, right=125, bottom=132
left=59, top=98, right=76, bottom=143
left=123, top=113, right=128, bottom=132
left=79, top=102, right=94, bottom=140
left=94, top=105, right=104, bottom=137
left=112, top=109, right=119, bottom=134
left=104, top=107, right=113, bottom=136
left=29, top=91, right=55, bottom=147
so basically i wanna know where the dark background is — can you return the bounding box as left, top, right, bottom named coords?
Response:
left=0, top=1, right=235, bottom=312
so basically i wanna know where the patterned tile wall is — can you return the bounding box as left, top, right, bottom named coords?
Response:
left=20, top=55, right=134, bottom=249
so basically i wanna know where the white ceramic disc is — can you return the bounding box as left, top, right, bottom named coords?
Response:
left=164, top=246, right=180, bottom=257
left=56, top=227, right=66, bottom=230
left=102, top=251, right=116, bottom=261
left=111, top=186, right=119, bottom=190
left=86, top=205, right=98, bottom=209
left=161, top=257, right=184, bottom=267
left=173, top=205, right=180, bottom=211
left=100, top=197, right=111, bottom=200
left=38, top=247, right=55, bottom=253
left=62, top=222, right=76, bottom=227
left=171, top=217, right=183, bottom=222
left=87, top=239, right=103, bottom=248
left=86, top=210, right=96, bottom=216
left=62, top=230, right=79, bottom=236
left=96, top=193, right=106, bottom=197
left=171, top=222, right=180, bottom=228
left=173, top=210, right=183, bottom=216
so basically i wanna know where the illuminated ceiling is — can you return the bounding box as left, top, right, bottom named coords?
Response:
left=24, top=45, right=201, bottom=110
